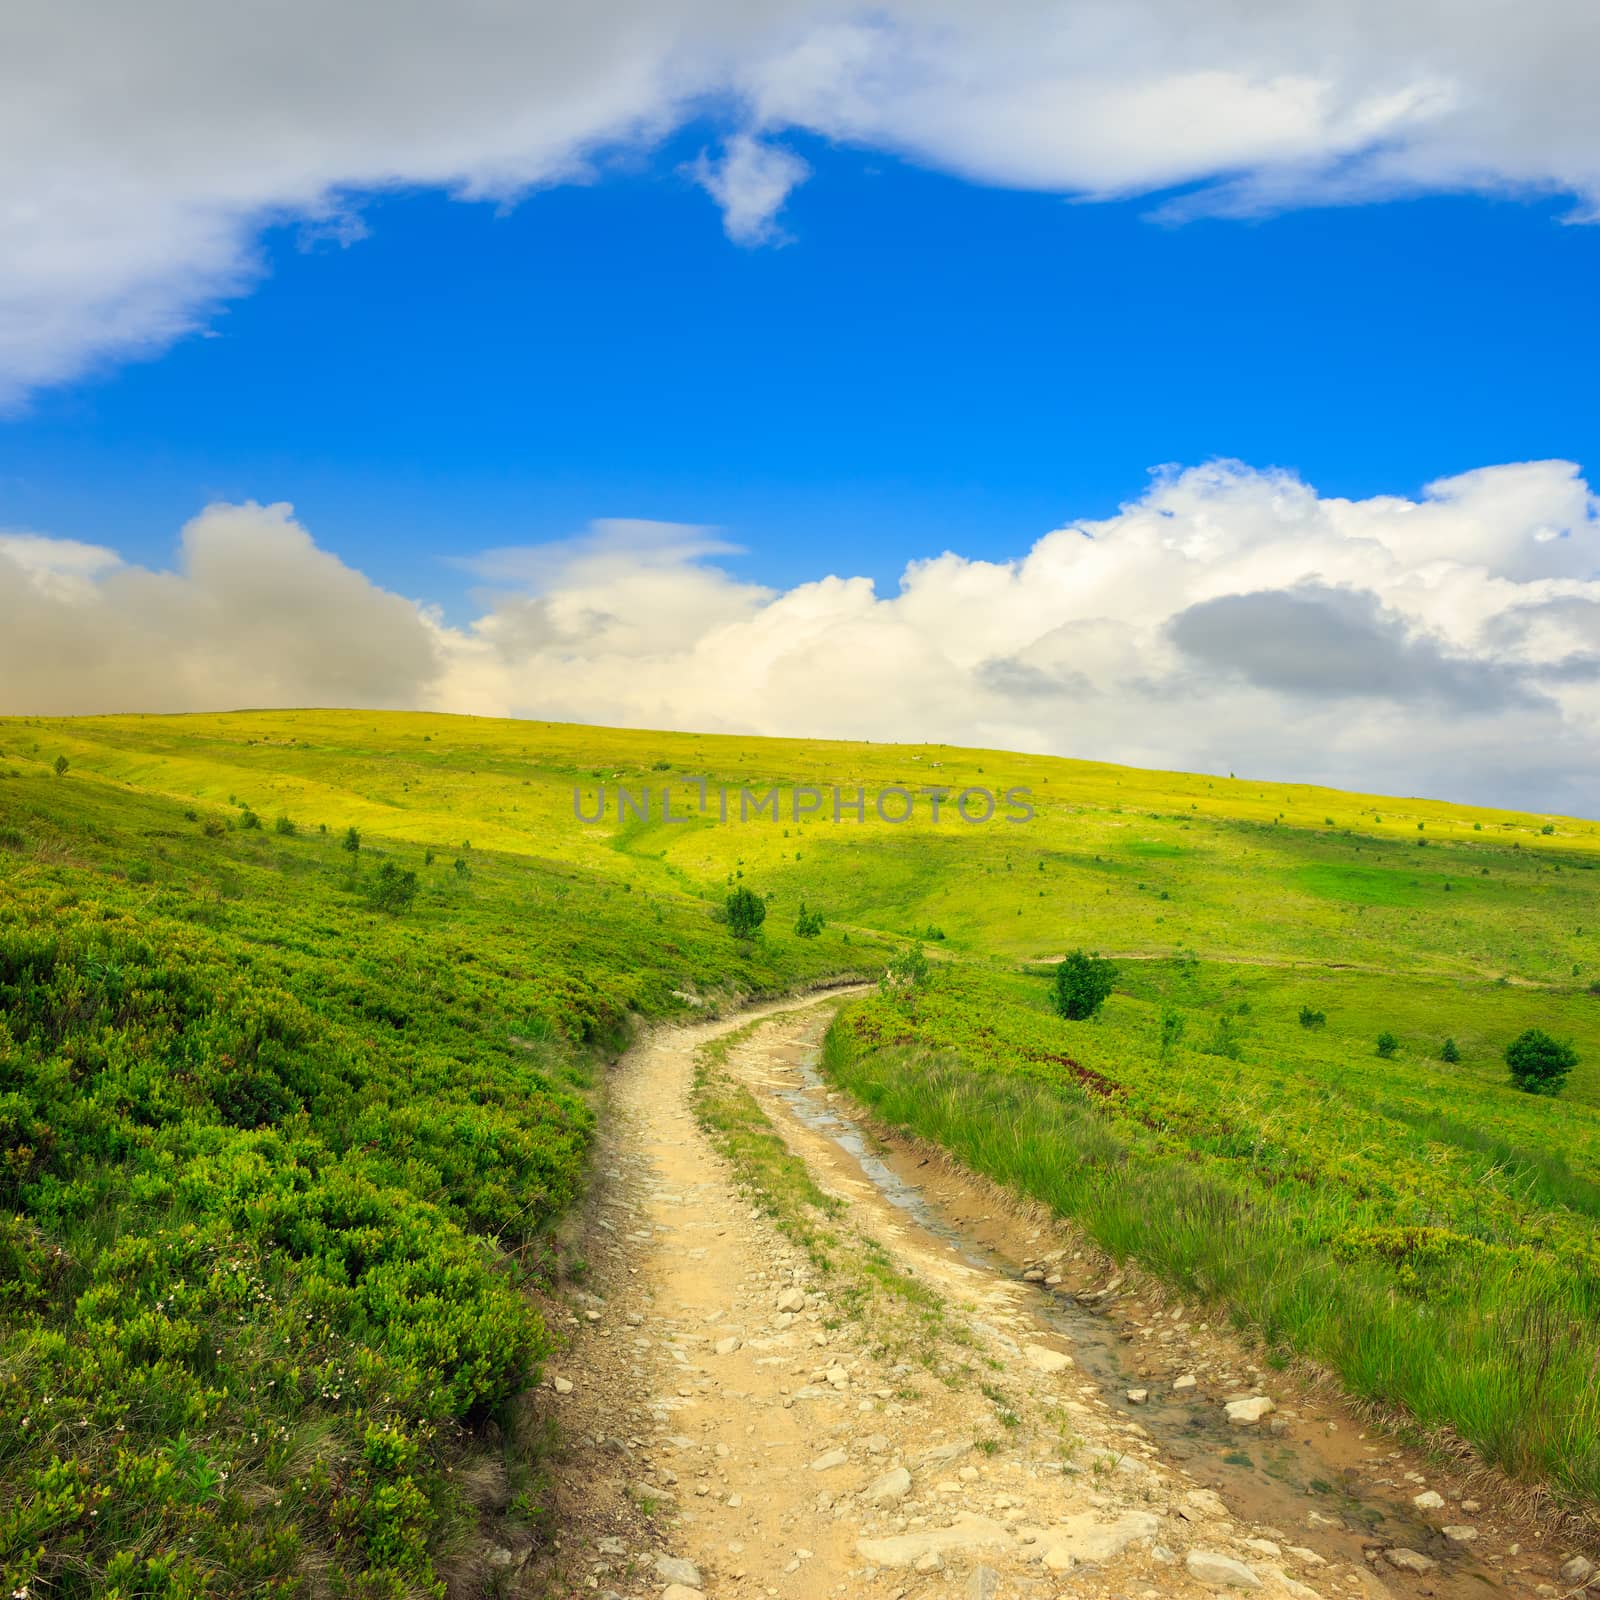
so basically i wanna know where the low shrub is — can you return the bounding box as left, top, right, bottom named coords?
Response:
left=1506, top=1028, right=1578, bottom=1097
left=368, top=859, right=419, bottom=913
left=1052, top=950, right=1116, bottom=1021
left=726, top=886, right=766, bottom=939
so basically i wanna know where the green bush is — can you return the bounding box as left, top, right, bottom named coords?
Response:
left=1158, top=1007, right=1185, bottom=1062
left=1506, top=1028, right=1578, bottom=1096
left=1298, top=1005, right=1326, bottom=1029
left=1051, top=949, right=1117, bottom=1021
left=0, top=890, right=565, bottom=1594
left=368, top=860, right=419, bottom=914
left=1440, top=1037, right=1461, bottom=1063
left=274, top=814, right=296, bottom=835
left=882, top=942, right=930, bottom=996
left=794, top=899, right=825, bottom=938
left=0, top=761, right=862, bottom=1595
left=726, top=886, right=766, bottom=940
left=1204, top=1012, right=1244, bottom=1060
left=1376, top=1030, right=1400, bottom=1058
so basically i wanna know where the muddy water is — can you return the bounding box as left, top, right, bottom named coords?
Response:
left=769, top=1035, right=1542, bottom=1598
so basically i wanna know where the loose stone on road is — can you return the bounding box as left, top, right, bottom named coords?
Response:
left=545, top=998, right=1572, bottom=1600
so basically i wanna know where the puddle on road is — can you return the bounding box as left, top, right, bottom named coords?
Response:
left=769, top=1039, right=1519, bottom=1596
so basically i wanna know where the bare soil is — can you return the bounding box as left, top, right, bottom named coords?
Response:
left=529, top=998, right=1584, bottom=1600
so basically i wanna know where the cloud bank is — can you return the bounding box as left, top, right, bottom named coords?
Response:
left=5, top=460, right=1597, bottom=813
left=5, top=0, right=1600, bottom=402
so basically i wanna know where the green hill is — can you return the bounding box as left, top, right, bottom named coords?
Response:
left=2, top=708, right=1597, bottom=1591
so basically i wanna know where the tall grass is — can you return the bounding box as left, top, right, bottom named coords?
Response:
left=1372, top=1099, right=1600, bottom=1220
left=823, top=1026, right=1600, bottom=1515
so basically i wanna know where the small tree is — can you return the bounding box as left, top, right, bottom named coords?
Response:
left=343, top=826, right=361, bottom=856
left=367, top=859, right=418, bottom=914
left=794, top=899, right=825, bottom=938
left=882, top=943, right=930, bottom=997
left=274, top=814, right=296, bottom=836
left=1506, top=1028, right=1578, bottom=1096
left=726, top=886, right=766, bottom=940
left=1440, top=1037, right=1461, bottom=1063
left=52, top=755, right=69, bottom=777
left=1052, top=950, right=1117, bottom=1021
left=1203, top=1013, right=1244, bottom=1061
left=1158, top=1007, right=1186, bottom=1063
left=1298, top=1005, right=1326, bottom=1029
left=1376, top=1031, right=1400, bottom=1059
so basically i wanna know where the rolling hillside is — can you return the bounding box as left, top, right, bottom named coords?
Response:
left=2, top=708, right=1597, bottom=1591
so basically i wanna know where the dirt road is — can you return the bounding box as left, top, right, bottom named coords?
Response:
left=539, top=997, right=1582, bottom=1600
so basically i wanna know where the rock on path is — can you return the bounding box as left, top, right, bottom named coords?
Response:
left=550, top=998, right=1559, bottom=1600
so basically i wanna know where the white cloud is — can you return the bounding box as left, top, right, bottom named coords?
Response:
left=0, top=501, right=439, bottom=715
left=688, top=133, right=812, bottom=243
left=4, top=1, right=1600, bottom=403
left=6, top=461, right=1598, bottom=811
left=0, top=531, right=122, bottom=577
left=459, top=518, right=745, bottom=586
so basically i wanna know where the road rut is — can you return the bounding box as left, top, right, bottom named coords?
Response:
left=541, top=997, right=1578, bottom=1600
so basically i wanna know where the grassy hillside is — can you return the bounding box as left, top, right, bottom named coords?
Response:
left=24, top=707, right=1598, bottom=986
left=0, top=727, right=868, bottom=1597
left=826, top=965, right=1600, bottom=1509
left=2, top=706, right=1599, bottom=1582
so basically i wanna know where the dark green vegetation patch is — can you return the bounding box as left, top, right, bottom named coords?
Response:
left=4, top=706, right=1600, bottom=1563
left=1294, top=862, right=1431, bottom=906
left=0, top=762, right=861, bottom=1597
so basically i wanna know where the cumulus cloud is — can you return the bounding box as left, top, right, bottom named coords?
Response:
left=688, top=133, right=812, bottom=243
left=1166, top=585, right=1540, bottom=709
left=5, top=0, right=1600, bottom=402
left=458, top=520, right=771, bottom=665
left=6, top=460, right=1598, bottom=810
left=0, top=501, right=439, bottom=715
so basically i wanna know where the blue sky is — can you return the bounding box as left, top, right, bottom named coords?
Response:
left=4, top=1, right=1600, bottom=808
left=3, top=127, right=1595, bottom=616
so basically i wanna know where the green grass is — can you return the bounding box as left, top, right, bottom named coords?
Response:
left=3, top=706, right=1600, bottom=1561
left=691, top=1019, right=950, bottom=1360
left=691, top=1019, right=848, bottom=1265
left=823, top=965, right=1600, bottom=1511
left=0, top=753, right=864, bottom=1596
left=1294, top=861, right=1433, bottom=906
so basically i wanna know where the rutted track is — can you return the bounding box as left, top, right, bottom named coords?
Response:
left=543, top=999, right=1577, bottom=1600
